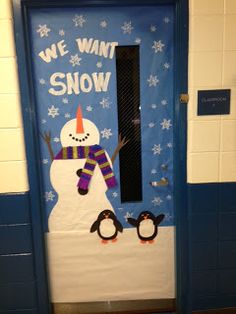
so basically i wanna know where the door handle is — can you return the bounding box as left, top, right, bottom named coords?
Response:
left=150, top=178, right=168, bottom=187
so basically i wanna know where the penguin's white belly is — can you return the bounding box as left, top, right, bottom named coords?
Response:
left=100, top=219, right=115, bottom=237
left=139, top=220, right=155, bottom=237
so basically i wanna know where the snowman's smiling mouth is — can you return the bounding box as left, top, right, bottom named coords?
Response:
left=69, top=133, right=90, bottom=142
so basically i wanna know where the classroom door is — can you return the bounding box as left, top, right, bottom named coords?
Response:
left=28, top=3, right=176, bottom=306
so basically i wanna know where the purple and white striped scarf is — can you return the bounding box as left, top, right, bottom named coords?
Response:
left=54, top=145, right=117, bottom=190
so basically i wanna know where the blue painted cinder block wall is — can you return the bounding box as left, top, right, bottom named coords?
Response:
left=0, top=193, right=38, bottom=313
left=188, top=183, right=236, bottom=312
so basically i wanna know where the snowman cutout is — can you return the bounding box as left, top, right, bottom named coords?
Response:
left=41, top=105, right=128, bottom=233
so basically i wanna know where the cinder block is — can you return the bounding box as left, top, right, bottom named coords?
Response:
left=0, top=19, right=15, bottom=57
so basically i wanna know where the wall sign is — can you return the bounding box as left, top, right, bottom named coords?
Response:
left=198, top=89, right=231, bottom=116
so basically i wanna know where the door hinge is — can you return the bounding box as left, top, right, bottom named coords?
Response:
left=180, top=93, right=189, bottom=104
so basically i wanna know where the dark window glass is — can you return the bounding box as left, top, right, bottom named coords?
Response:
left=115, top=46, right=142, bottom=202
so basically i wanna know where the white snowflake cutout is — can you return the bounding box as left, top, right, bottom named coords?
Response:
left=147, top=75, right=159, bottom=87
left=86, top=105, right=93, bottom=112
left=152, top=197, right=163, bottom=206
left=45, top=191, right=55, bottom=202
left=152, top=144, right=162, bottom=155
left=101, top=128, right=113, bottom=139
left=100, top=20, right=108, bottom=28
left=100, top=97, right=111, bottom=109
left=152, top=40, right=165, bottom=53
left=121, top=21, right=133, bottom=34
left=73, top=14, right=86, bottom=27
left=124, top=211, right=134, bottom=221
left=160, top=119, right=172, bottom=130
left=150, top=25, right=157, bottom=32
left=37, top=24, right=51, bottom=37
left=70, top=54, right=82, bottom=67
left=48, top=105, right=59, bottom=118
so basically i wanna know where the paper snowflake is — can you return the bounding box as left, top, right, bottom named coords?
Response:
left=167, top=142, right=173, bottom=148
left=100, top=97, right=111, bottom=109
left=152, top=144, right=162, bottom=155
left=121, top=21, right=133, bottom=34
left=151, top=104, right=157, bottom=109
left=112, top=192, right=118, bottom=198
left=160, top=119, right=172, bottom=130
left=164, top=62, right=170, bottom=69
left=73, top=14, right=86, bottom=27
left=39, top=78, right=46, bottom=85
left=37, top=24, right=51, bottom=37
left=150, top=25, right=157, bottom=32
left=48, top=105, right=59, bottom=118
left=53, top=137, right=60, bottom=143
left=152, top=40, right=165, bottom=53
left=148, top=122, right=155, bottom=128
left=96, top=61, right=103, bottom=68
left=147, top=75, right=159, bottom=87
left=151, top=197, right=163, bottom=206
left=101, top=128, right=113, bottom=139
left=151, top=169, right=157, bottom=174
left=86, top=105, right=93, bottom=112
left=100, top=20, right=107, bottom=28
left=59, top=29, right=65, bottom=36
left=166, top=195, right=172, bottom=200
left=161, top=99, right=168, bottom=106
left=62, top=98, right=68, bottom=104
left=165, top=213, right=173, bottom=221
left=164, top=17, right=170, bottom=23
left=135, top=38, right=141, bottom=44
left=42, top=159, right=48, bottom=164
left=65, top=113, right=71, bottom=119
left=45, top=191, right=55, bottom=202
left=41, top=119, right=46, bottom=124
left=124, top=211, right=134, bottom=221
left=69, top=54, right=82, bottom=67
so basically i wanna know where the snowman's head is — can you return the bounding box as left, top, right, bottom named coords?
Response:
left=60, top=106, right=100, bottom=147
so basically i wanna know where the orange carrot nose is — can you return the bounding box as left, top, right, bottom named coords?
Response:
left=76, top=105, right=84, bottom=134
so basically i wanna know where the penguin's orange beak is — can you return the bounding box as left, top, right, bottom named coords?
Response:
left=76, top=105, right=84, bottom=134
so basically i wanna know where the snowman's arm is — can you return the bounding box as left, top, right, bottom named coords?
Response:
left=111, top=134, right=129, bottom=164
left=40, top=131, right=54, bottom=161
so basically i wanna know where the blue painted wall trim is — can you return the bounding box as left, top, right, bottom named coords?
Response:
left=188, top=183, right=236, bottom=312
left=12, top=1, right=189, bottom=313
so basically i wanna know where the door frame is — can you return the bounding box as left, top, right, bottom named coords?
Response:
left=12, top=1, right=189, bottom=313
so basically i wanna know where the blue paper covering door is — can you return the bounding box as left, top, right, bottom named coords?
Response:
left=28, top=5, right=176, bottom=303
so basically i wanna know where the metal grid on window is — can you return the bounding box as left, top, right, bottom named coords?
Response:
left=115, top=46, right=142, bottom=203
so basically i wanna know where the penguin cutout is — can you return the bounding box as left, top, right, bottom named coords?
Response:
left=128, top=211, right=165, bottom=244
left=90, top=210, right=123, bottom=244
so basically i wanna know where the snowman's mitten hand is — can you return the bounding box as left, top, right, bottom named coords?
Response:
left=78, top=187, right=88, bottom=195
left=76, top=169, right=83, bottom=177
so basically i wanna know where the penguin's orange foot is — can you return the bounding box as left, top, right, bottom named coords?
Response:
left=112, top=238, right=118, bottom=243
left=101, top=239, right=108, bottom=244
left=140, top=240, right=146, bottom=244
left=148, top=240, right=155, bottom=244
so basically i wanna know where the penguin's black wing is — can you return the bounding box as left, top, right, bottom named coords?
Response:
left=155, top=214, right=165, bottom=226
left=115, top=220, right=123, bottom=233
left=127, top=218, right=138, bottom=227
left=90, top=220, right=99, bottom=233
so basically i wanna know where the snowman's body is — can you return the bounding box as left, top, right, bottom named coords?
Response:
left=48, top=113, right=115, bottom=232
